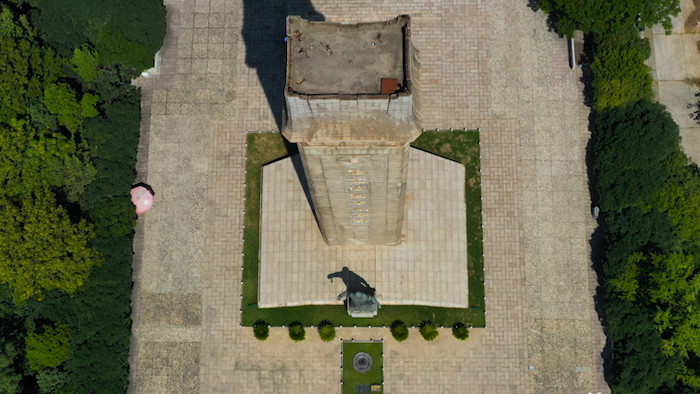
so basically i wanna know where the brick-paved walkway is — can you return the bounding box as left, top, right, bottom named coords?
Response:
left=129, top=0, right=608, bottom=392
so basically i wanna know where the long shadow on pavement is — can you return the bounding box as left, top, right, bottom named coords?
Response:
left=242, top=0, right=324, bottom=132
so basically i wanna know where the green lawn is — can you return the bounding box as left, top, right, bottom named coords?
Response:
left=342, top=341, right=383, bottom=394
left=242, top=131, right=484, bottom=328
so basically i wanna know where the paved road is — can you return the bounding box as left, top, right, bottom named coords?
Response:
left=129, top=0, right=607, bottom=392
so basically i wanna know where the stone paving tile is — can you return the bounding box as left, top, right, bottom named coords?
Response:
left=259, top=149, right=468, bottom=308
left=129, top=0, right=239, bottom=390
left=134, top=341, right=200, bottom=394
left=129, top=0, right=610, bottom=392
left=647, top=0, right=700, bottom=163
left=488, top=2, right=608, bottom=392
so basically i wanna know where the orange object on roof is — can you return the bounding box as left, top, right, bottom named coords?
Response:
left=380, top=78, right=399, bottom=94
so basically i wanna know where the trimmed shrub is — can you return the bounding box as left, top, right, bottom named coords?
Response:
left=390, top=320, right=408, bottom=342
left=253, top=320, right=269, bottom=341
left=452, top=322, right=469, bottom=340
left=419, top=321, right=439, bottom=341
left=317, top=320, right=336, bottom=342
left=288, top=321, right=305, bottom=342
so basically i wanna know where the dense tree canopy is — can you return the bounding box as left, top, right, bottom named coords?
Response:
left=0, top=340, right=21, bottom=393
left=0, top=190, right=99, bottom=303
left=605, top=299, right=680, bottom=393
left=70, top=45, right=99, bottom=83
left=537, top=0, right=680, bottom=36
left=0, top=6, right=61, bottom=124
left=652, top=164, right=700, bottom=245
left=591, top=28, right=653, bottom=110
left=0, top=0, right=165, bottom=390
left=593, top=100, right=680, bottom=211
left=25, top=322, right=71, bottom=370
left=593, top=102, right=700, bottom=390
left=536, top=0, right=699, bottom=390
left=30, top=0, right=166, bottom=72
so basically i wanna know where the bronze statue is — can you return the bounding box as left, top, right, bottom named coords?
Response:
left=327, top=267, right=381, bottom=317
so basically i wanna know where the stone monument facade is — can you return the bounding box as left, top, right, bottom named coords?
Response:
left=283, top=15, right=421, bottom=246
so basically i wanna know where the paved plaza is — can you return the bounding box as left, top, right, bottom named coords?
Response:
left=647, top=0, right=700, bottom=164
left=259, top=149, right=468, bottom=308
left=129, top=0, right=609, bottom=392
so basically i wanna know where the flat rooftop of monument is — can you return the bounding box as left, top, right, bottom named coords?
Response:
left=286, top=15, right=409, bottom=95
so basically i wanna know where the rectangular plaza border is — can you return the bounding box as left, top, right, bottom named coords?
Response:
left=241, top=131, right=484, bottom=328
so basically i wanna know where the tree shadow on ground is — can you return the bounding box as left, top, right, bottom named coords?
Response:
left=242, top=0, right=324, bottom=132
left=587, top=136, right=614, bottom=388
left=581, top=30, right=613, bottom=386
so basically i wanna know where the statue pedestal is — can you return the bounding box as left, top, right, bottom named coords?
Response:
left=348, top=303, right=378, bottom=318
left=346, top=292, right=380, bottom=318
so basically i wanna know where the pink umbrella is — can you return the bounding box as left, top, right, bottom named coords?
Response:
left=130, top=186, right=155, bottom=214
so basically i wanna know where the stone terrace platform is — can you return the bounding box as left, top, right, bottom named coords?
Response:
left=259, top=148, right=468, bottom=308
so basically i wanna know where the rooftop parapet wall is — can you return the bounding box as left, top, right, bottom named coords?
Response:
left=285, top=15, right=412, bottom=96
left=283, top=15, right=421, bottom=145
left=284, top=96, right=420, bottom=144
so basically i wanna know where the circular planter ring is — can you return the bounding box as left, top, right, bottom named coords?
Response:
left=352, top=352, right=373, bottom=373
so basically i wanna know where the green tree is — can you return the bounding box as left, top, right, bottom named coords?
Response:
left=647, top=254, right=700, bottom=359
left=0, top=120, right=96, bottom=202
left=593, top=100, right=680, bottom=211
left=317, top=320, right=336, bottom=342
left=603, top=207, right=678, bottom=267
left=591, top=29, right=653, bottom=110
left=608, top=252, right=643, bottom=302
left=253, top=320, right=269, bottom=341
left=605, top=300, right=679, bottom=393
left=43, top=83, right=98, bottom=133
left=390, top=320, right=409, bottom=342
left=26, top=322, right=70, bottom=370
left=70, top=45, right=99, bottom=83
left=537, top=0, right=680, bottom=36
left=32, top=0, right=166, bottom=72
left=36, top=368, right=68, bottom=394
left=0, top=2, right=161, bottom=392
left=452, top=322, right=469, bottom=340
left=0, top=340, right=21, bottom=393
left=419, top=321, right=439, bottom=341
left=607, top=250, right=700, bottom=387
left=288, top=322, right=305, bottom=342
left=95, top=21, right=155, bottom=71
left=0, top=189, right=99, bottom=303
left=652, top=163, right=700, bottom=246
left=60, top=237, right=135, bottom=392
left=0, top=5, right=62, bottom=123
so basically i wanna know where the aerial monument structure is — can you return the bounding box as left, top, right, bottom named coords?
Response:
left=282, top=15, right=421, bottom=246
left=258, top=14, right=468, bottom=313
